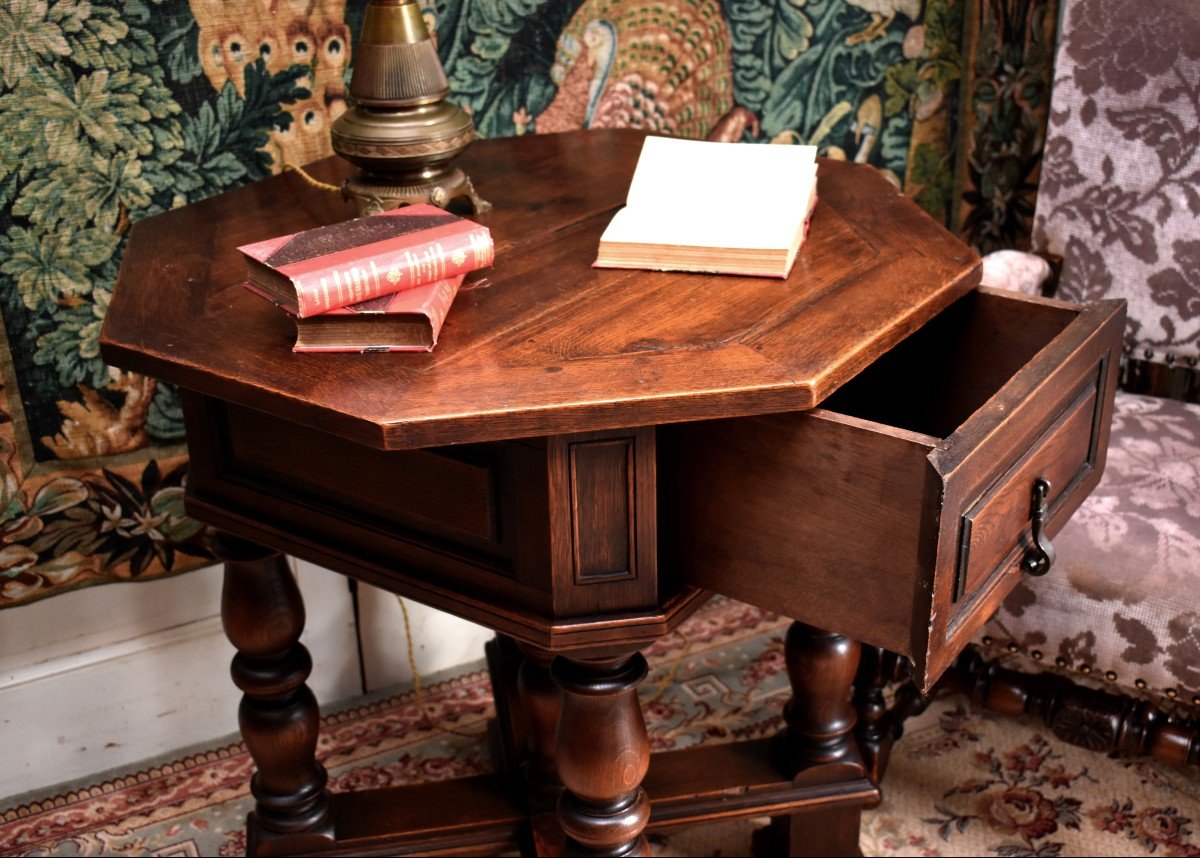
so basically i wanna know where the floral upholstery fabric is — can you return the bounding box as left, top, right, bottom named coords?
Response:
left=981, top=392, right=1200, bottom=703
left=1032, top=0, right=1200, bottom=363
left=979, top=0, right=1200, bottom=709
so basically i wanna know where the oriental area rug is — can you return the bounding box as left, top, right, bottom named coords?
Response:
left=3, top=597, right=1198, bottom=857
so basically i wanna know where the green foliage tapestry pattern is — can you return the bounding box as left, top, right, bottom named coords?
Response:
left=0, top=0, right=980, bottom=607
left=952, top=0, right=1060, bottom=253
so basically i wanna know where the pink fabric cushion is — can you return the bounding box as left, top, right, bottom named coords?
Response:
left=979, top=391, right=1200, bottom=703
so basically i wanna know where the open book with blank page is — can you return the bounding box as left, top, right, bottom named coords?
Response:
left=594, top=136, right=818, bottom=278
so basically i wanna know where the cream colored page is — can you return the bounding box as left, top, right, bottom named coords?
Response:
left=624, top=136, right=816, bottom=210
left=603, top=156, right=817, bottom=249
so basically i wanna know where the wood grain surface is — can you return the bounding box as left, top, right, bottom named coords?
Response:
left=660, top=290, right=1125, bottom=690
left=101, top=129, right=980, bottom=450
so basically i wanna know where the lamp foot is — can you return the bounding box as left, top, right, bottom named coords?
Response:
left=344, top=168, right=491, bottom=215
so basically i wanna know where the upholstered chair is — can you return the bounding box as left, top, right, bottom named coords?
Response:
left=858, top=0, right=1200, bottom=775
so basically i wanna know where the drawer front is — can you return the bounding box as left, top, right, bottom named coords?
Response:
left=181, top=395, right=558, bottom=617
left=219, top=400, right=506, bottom=551
left=920, top=295, right=1124, bottom=685
left=952, top=360, right=1106, bottom=608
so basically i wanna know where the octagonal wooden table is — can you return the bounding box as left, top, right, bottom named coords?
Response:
left=103, top=129, right=1119, bottom=856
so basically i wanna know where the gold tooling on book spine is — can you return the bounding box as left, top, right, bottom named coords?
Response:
left=405, top=250, right=419, bottom=285
left=420, top=247, right=433, bottom=282
left=434, top=242, right=446, bottom=280
left=332, top=269, right=346, bottom=307
left=469, top=229, right=489, bottom=267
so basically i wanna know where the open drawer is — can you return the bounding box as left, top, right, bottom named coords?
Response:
left=659, top=288, right=1125, bottom=690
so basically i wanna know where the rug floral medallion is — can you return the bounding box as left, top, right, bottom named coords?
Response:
left=2, top=598, right=1196, bottom=857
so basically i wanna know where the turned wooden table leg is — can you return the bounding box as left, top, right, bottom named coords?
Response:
left=485, top=634, right=527, bottom=774
left=215, top=533, right=335, bottom=856
left=519, top=644, right=564, bottom=798
left=552, top=652, right=652, bottom=858
left=854, top=644, right=891, bottom=790
left=761, top=621, right=869, bottom=858
left=778, top=621, right=861, bottom=770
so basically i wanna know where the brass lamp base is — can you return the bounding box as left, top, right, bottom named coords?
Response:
left=332, top=0, right=490, bottom=218
left=343, top=168, right=491, bottom=216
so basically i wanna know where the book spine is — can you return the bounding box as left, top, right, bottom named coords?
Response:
left=293, top=343, right=436, bottom=353
left=291, top=226, right=492, bottom=317
left=424, top=277, right=460, bottom=345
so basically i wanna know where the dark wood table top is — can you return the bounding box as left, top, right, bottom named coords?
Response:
left=101, top=129, right=980, bottom=450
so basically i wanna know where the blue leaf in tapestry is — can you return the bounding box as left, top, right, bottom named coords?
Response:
left=723, top=0, right=815, bottom=112
left=437, top=0, right=583, bottom=138
left=718, top=0, right=917, bottom=180
left=761, top=0, right=909, bottom=172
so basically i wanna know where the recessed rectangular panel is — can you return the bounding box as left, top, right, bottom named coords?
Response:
left=953, top=370, right=1102, bottom=606
left=220, top=401, right=500, bottom=547
left=569, top=438, right=636, bottom=583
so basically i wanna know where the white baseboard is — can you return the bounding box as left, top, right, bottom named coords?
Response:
left=355, top=583, right=494, bottom=691
left=0, top=565, right=228, bottom=678
left=0, top=561, right=361, bottom=801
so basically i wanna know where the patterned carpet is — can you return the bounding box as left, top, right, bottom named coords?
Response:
left=2, top=598, right=1198, bottom=857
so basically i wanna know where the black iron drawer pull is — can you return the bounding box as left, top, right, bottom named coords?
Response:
left=1021, top=477, right=1055, bottom=577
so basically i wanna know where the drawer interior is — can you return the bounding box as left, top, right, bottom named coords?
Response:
left=658, top=287, right=1121, bottom=691
left=819, top=291, right=1076, bottom=438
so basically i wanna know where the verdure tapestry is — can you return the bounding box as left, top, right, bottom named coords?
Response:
left=952, top=0, right=1059, bottom=253
left=2, top=0, right=1050, bottom=608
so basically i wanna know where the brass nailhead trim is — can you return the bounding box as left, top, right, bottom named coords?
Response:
left=1031, top=650, right=1043, bottom=660
left=982, top=636, right=993, bottom=645
left=1080, top=664, right=1092, bottom=674
left=1166, top=688, right=1178, bottom=698
left=1105, top=671, right=1118, bottom=681
left=1056, top=657, right=1068, bottom=667
left=1135, top=679, right=1147, bottom=689
left=1007, top=643, right=1019, bottom=653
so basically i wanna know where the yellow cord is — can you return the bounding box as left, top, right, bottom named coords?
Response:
left=398, top=596, right=423, bottom=699
left=397, top=596, right=484, bottom=739
left=281, top=161, right=343, bottom=194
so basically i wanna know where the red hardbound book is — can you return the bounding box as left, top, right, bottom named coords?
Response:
left=244, top=274, right=464, bottom=353
left=237, top=204, right=492, bottom=318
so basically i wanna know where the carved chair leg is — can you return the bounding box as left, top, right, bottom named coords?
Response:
left=552, top=652, right=652, bottom=858
left=947, top=649, right=1200, bottom=768
left=216, top=533, right=335, bottom=856
left=760, top=621, right=872, bottom=858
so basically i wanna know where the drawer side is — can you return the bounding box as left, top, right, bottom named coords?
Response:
left=659, top=411, right=935, bottom=656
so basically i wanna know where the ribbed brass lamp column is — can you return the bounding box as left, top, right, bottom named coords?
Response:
left=331, top=0, right=489, bottom=214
